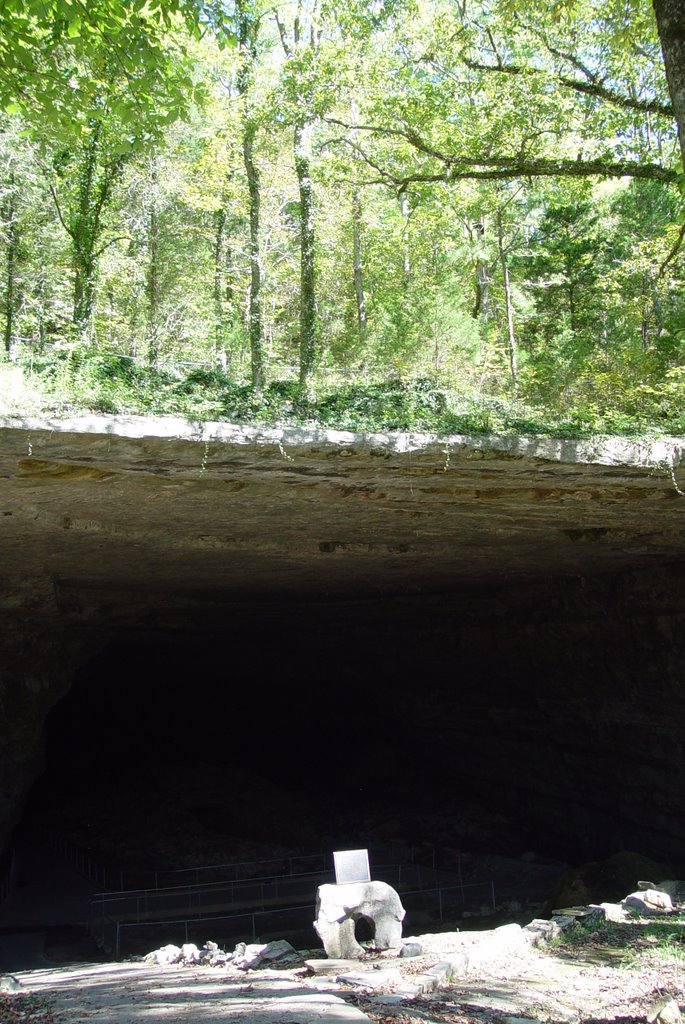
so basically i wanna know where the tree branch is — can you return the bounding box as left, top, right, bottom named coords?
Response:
left=94, top=234, right=131, bottom=258
left=274, top=11, right=291, bottom=56
left=323, top=117, right=678, bottom=185
left=49, top=182, right=74, bottom=239
left=460, top=56, right=674, bottom=119
left=658, top=221, right=685, bottom=277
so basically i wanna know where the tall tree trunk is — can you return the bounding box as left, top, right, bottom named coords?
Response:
left=213, top=207, right=227, bottom=367
left=237, top=0, right=264, bottom=390
left=350, top=100, right=367, bottom=351
left=400, top=191, right=411, bottom=282
left=653, top=0, right=685, bottom=168
left=71, top=126, right=101, bottom=340
left=352, top=186, right=367, bottom=349
left=294, top=122, right=316, bottom=385
left=471, top=218, right=490, bottom=325
left=243, top=123, right=263, bottom=390
left=568, top=280, right=576, bottom=334
left=3, top=173, right=18, bottom=359
left=36, top=264, right=47, bottom=352
left=72, top=246, right=97, bottom=338
left=146, top=161, right=160, bottom=368
left=60, top=123, right=123, bottom=342
left=476, top=260, right=490, bottom=325
left=497, top=210, right=518, bottom=395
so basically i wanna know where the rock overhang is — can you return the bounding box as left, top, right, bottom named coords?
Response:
left=1, top=413, right=685, bottom=627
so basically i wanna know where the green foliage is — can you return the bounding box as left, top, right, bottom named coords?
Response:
left=18, top=348, right=685, bottom=439
left=1, top=0, right=685, bottom=436
left=0, top=0, right=207, bottom=139
left=550, top=912, right=685, bottom=969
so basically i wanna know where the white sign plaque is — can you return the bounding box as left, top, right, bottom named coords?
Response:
left=333, top=849, right=371, bottom=884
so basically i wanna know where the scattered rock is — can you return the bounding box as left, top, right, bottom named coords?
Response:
left=623, top=889, right=673, bottom=915
left=399, top=942, right=422, bottom=958
left=306, top=959, right=361, bottom=975
left=181, top=943, right=200, bottom=964
left=593, top=901, right=629, bottom=923
left=337, top=969, right=403, bottom=991
left=544, top=851, right=672, bottom=912
left=260, top=939, right=298, bottom=963
left=550, top=913, right=583, bottom=932
left=232, top=942, right=268, bottom=969
left=0, top=975, right=21, bottom=993
left=655, top=880, right=685, bottom=900
left=145, top=943, right=183, bottom=966
left=200, top=940, right=233, bottom=966
left=647, top=996, right=682, bottom=1024
left=366, top=993, right=412, bottom=1005
left=523, top=918, right=562, bottom=947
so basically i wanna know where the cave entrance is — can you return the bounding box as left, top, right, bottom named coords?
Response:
left=19, top=571, right=680, bottom=885
left=26, top=616, right=428, bottom=874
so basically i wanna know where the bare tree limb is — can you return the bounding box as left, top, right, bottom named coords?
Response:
left=274, top=11, right=291, bottom=56
left=459, top=56, right=674, bottom=119
left=658, top=221, right=685, bottom=276
left=323, top=117, right=678, bottom=184
left=94, top=235, right=131, bottom=259
left=49, top=182, right=73, bottom=239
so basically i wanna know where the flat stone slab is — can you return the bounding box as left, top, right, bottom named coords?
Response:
left=18, top=962, right=376, bottom=1024
left=336, top=969, right=403, bottom=990
left=306, top=959, right=362, bottom=974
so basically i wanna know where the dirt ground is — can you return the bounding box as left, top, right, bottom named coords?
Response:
left=3, top=921, right=685, bottom=1024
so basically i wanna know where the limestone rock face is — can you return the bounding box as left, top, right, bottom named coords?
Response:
left=314, top=881, right=406, bottom=959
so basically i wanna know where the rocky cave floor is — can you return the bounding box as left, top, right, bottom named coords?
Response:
left=4, top=912, right=685, bottom=1024
left=6, top=766, right=685, bottom=1023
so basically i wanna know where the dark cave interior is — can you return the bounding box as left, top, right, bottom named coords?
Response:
left=26, top=616, right=464, bottom=872
left=18, top=570, right=685, bottom=886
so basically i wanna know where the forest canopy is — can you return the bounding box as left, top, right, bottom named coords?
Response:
left=0, top=0, right=684, bottom=436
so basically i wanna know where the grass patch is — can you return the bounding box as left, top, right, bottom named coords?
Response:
left=552, top=913, right=685, bottom=968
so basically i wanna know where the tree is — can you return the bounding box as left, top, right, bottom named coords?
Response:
left=236, top=0, right=265, bottom=389
left=653, top=0, right=685, bottom=168
left=276, top=1, right=320, bottom=386
left=327, top=0, right=679, bottom=189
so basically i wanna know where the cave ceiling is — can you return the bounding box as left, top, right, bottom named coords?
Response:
left=1, top=414, right=685, bottom=631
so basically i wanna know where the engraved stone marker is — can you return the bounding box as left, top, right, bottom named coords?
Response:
left=333, top=849, right=370, bottom=885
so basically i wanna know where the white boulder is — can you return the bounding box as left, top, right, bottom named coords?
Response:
left=623, top=889, right=673, bottom=914
left=314, top=881, right=405, bottom=959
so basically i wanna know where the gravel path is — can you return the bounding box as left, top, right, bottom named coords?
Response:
left=3, top=927, right=684, bottom=1024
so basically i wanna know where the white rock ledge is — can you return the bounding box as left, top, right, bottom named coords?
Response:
left=1, top=412, right=683, bottom=468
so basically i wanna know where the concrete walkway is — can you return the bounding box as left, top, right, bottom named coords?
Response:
left=0, top=833, right=96, bottom=971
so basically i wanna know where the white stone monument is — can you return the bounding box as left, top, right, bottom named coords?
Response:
left=314, top=850, right=406, bottom=959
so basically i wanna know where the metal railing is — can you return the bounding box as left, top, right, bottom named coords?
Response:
left=44, top=829, right=112, bottom=889
left=0, top=847, right=16, bottom=907
left=45, top=827, right=454, bottom=894
left=43, top=829, right=333, bottom=892
left=88, top=861, right=449, bottom=946
left=103, top=878, right=497, bottom=958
